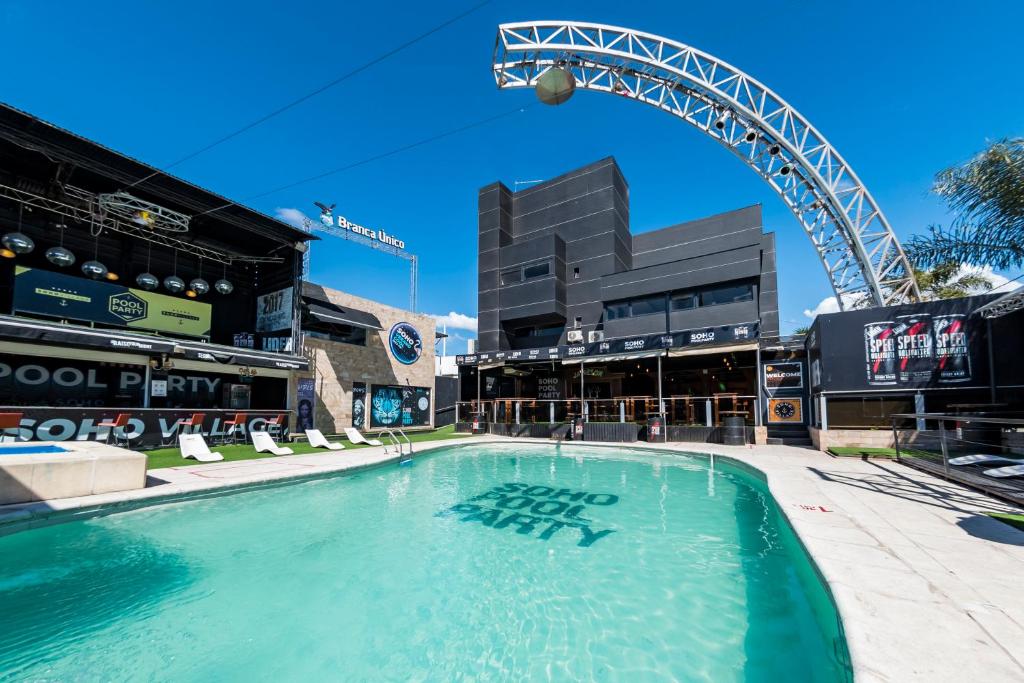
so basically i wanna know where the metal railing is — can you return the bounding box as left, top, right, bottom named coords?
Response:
left=892, top=413, right=1024, bottom=505
left=375, top=428, right=413, bottom=458
left=456, top=395, right=759, bottom=427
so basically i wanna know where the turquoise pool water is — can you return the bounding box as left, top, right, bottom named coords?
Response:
left=0, top=443, right=850, bottom=681
left=0, top=445, right=66, bottom=455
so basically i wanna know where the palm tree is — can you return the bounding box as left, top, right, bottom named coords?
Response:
left=907, top=138, right=1024, bottom=269
left=913, top=262, right=993, bottom=300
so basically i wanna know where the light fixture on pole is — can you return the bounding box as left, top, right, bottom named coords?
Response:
left=2, top=204, right=35, bottom=257
left=163, top=249, right=185, bottom=293
left=136, top=241, right=159, bottom=290
left=189, top=256, right=209, bottom=296
left=81, top=220, right=108, bottom=279
left=215, top=262, right=234, bottom=295
left=45, top=215, right=75, bottom=267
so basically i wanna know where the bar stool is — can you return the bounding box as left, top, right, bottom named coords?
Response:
left=165, top=413, right=205, bottom=447
left=97, top=413, right=132, bottom=447
left=222, top=413, right=247, bottom=445
left=264, top=413, right=287, bottom=440
left=0, top=412, right=23, bottom=442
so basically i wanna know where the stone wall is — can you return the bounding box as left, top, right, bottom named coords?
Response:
left=290, top=285, right=436, bottom=434
left=809, top=427, right=894, bottom=451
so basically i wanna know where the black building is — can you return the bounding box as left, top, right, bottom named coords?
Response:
left=459, top=157, right=786, bottom=440
left=476, top=157, right=778, bottom=350
left=0, top=104, right=315, bottom=446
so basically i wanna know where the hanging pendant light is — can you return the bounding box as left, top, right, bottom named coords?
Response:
left=46, top=216, right=75, bottom=267
left=215, top=262, right=233, bottom=295
left=81, top=222, right=108, bottom=279
left=136, top=241, right=158, bottom=290
left=3, top=205, right=35, bottom=256
left=164, top=249, right=185, bottom=293
left=189, top=256, right=209, bottom=296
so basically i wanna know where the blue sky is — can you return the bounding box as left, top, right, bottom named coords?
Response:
left=2, top=1, right=1021, bottom=353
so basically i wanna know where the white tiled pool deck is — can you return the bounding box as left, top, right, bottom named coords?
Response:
left=1, top=437, right=1022, bottom=682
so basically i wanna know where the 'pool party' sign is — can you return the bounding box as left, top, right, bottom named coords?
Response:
left=437, top=483, right=619, bottom=548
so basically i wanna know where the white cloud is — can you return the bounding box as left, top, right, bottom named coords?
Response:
left=274, top=207, right=312, bottom=230
left=802, top=264, right=1022, bottom=319
left=956, top=264, right=1021, bottom=295
left=803, top=292, right=867, bottom=320
left=431, top=311, right=477, bottom=332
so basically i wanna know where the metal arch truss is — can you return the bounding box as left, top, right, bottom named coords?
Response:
left=492, top=21, right=920, bottom=309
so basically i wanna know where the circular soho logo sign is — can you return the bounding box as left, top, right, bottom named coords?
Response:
left=388, top=322, right=422, bottom=365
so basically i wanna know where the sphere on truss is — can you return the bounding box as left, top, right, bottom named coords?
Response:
left=535, top=67, right=575, bottom=105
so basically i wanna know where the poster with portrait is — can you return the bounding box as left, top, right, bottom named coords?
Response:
left=295, top=378, right=315, bottom=432
left=352, top=382, right=367, bottom=428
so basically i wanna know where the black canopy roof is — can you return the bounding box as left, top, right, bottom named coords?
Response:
left=0, top=103, right=317, bottom=254
left=303, top=296, right=383, bottom=330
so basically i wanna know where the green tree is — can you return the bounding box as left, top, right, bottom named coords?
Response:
left=793, top=326, right=811, bottom=335
left=907, top=138, right=1024, bottom=269
left=913, top=262, right=993, bottom=300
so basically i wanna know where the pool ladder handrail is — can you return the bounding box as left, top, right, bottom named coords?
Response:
left=375, top=428, right=413, bottom=458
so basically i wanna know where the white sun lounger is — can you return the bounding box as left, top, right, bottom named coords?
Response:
left=305, top=429, right=345, bottom=451
left=178, top=433, right=224, bottom=462
left=949, top=454, right=1023, bottom=467
left=251, top=430, right=294, bottom=456
left=983, top=464, right=1024, bottom=478
left=344, top=427, right=383, bottom=446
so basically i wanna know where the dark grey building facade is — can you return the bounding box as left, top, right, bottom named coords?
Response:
left=476, top=157, right=778, bottom=352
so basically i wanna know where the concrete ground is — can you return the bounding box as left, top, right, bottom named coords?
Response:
left=1, top=437, right=1022, bottom=681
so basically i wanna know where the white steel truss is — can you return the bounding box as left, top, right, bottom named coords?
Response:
left=492, top=21, right=920, bottom=308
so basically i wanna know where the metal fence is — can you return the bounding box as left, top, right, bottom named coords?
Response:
left=456, top=395, right=759, bottom=427
left=892, top=413, right=1024, bottom=506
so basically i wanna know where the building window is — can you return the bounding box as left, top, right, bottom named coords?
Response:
left=629, top=294, right=666, bottom=317
left=605, top=300, right=630, bottom=321
left=671, top=293, right=696, bottom=311
left=573, top=267, right=580, bottom=279
left=500, top=268, right=521, bottom=285
left=523, top=262, right=550, bottom=280
left=700, top=283, right=753, bottom=307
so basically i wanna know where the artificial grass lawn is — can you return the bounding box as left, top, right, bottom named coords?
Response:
left=827, top=447, right=900, bottom=459
left=143, top=425, right=470, bottom=470
left=988, top=513, right=1024, bottom=533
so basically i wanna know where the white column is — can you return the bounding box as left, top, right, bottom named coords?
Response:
left=657, top=354, right=664, bottom=415
left=820, top=394, right=829, bottom=431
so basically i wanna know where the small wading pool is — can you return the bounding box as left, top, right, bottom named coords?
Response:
left=0, top=444, right=67, bottom=455
left=0, top=443, right=851, bottom=681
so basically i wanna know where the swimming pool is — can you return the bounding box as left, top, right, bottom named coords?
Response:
left=0, top=444, right=66, bottom=455
left=0, top=443, right=850, bottom=681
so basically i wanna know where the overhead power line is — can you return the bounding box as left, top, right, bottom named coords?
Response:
left=197, top=103, right=534, bottom=216
left=127, top=0, right=493, bottom=189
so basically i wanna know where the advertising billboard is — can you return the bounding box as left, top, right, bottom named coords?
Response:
left=369, top=384, right=431, bottom=428
left=13, top=266, right=211, bottom=337
left=810, top=295, right=998, bottom=392
left=255, top=286, right=293, bottom=332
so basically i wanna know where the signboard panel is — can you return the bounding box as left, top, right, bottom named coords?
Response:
left=768, top=398, right=803, bottom=424
left=255, top=286, right=293, bottom=332
left=13, top=266, right=211, bottom=337
left=764, top=362, right=803, bottom=391
left=456, top=321, right=758, bottom=365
